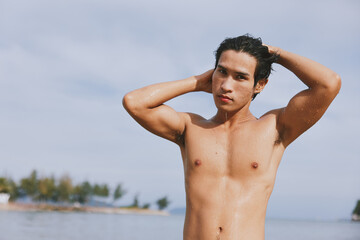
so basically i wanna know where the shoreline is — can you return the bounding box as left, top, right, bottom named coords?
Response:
left=0, top=202, right=169, bottom=216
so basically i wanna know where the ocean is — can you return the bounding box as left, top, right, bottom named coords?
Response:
left=0, top=211, right=359, bottom=240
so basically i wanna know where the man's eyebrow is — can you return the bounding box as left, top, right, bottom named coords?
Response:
left=235, top=71, right=250, bottom=77
left=218, top=64, right=250, bottom=76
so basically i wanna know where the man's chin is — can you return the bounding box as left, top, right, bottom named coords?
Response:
left=215, top=104, right=235, bottom=112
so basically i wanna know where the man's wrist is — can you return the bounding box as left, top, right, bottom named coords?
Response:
left=182, top=76, right=199, bottom=92
left=193, top=76, right=205, bottom=92
left=271, top=46, right=282, bottom=58
left=193, top=69, right=214, bottom=93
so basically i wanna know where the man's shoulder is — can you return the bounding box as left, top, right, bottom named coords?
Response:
left=257, top=108, right=288, bottom=147
left=259, top=108, right=284, bottom=121
left=255, top=108, right=285, bottom=135
left=180, top=112, right=207, bottom=123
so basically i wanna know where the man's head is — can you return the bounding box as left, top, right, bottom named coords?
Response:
left=214, top=34, right=279, bottom=100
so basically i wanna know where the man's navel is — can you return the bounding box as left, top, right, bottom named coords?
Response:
left=216, top=226, right=223, bottom=240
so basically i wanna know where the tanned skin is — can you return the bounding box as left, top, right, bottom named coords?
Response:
left=123, top=45, right=341, bottom=240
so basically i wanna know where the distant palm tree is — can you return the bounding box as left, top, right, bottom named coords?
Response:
left=20, top=170, right=38, bottom=198
left=156, top=196, right=170, bottom=210
left=0, top=177, right=20, bottom=201
left=113, top=183, right=126, bottom=202
left=142, top=203, right=151, bottom=209
left=7, top=178, right=20, bottom=201
left=0, top=178, right=10, bottom=193
left=37, top=177, right=56, bottom=201
left=93, top=184, right=109, bottom=197
left=55, top=174, right=73, bottom=202
left=72, top=181, right=93, bottom=203
left=130, top=194, right=139, bottom=208
left=353, top=200, right=360, bottom=215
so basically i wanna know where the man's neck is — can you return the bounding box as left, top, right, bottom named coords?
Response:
left=212, top=106, right=256, bottom=128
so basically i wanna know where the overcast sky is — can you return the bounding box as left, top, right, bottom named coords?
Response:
left=0, top=0, right=359, bottom=220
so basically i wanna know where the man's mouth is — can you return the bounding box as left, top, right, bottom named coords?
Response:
left=218, top=94, right=233, bottom=103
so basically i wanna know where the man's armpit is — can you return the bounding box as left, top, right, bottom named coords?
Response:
left=175, top=129, right=186, bottom=146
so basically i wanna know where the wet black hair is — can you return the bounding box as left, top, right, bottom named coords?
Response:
left=214, top=34, right=279, bottom=100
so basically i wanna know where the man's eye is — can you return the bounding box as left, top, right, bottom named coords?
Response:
left=219, top=69, right=226, bottom=74
left=236, top=75, right=245, bottom=80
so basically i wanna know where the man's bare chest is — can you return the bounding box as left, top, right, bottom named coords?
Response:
left=182, top=124, right=282, bottom=178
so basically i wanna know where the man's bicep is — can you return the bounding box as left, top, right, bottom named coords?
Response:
left=278, top=88, right=333, bottom=146
left=130, top=104, right=187, bottom=144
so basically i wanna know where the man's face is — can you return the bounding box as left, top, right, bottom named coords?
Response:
left=212, top=50, right=262, bottom=112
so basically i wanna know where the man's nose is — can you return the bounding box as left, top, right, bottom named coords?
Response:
left=220, top=78, right=233, bottom=93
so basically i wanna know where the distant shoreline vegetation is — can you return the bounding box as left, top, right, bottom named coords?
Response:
left=352, top=200, right=360, bottom=221
left=0, top=170, right=170, bottom=210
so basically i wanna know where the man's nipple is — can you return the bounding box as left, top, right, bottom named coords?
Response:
left=194, top=159, right=202, bottom=166
left=251, top=162, right=258, bottom=169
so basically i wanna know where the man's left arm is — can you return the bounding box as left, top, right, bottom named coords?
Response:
left=267, top=46, right=342, bottom=147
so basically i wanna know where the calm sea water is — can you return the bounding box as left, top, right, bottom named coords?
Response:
left=0, top=211, right=359, bottom=240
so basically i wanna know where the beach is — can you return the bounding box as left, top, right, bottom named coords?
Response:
left=0, top=202, right=169, bottom=216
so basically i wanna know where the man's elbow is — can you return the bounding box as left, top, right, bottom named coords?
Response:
left=122, top=92, right=138, bottom=114
left=325, top=73, right=342, bottom=97
left=331, top=73, right=342, bottom=94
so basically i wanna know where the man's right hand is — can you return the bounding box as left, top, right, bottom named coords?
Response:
left=195, top=69, right=214, bottom=93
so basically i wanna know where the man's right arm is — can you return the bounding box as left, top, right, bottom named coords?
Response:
left=122, top=70, right=213, bottom=145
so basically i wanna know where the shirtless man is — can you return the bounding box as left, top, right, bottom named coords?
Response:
left=122, top=35, right=341, bottom=240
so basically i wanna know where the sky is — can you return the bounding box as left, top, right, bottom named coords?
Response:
left=0, top=0, right=359, bottom=220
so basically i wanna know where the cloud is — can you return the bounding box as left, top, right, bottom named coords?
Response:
left=0, top=0, right=359, bottom=216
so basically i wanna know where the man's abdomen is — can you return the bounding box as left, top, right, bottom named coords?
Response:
left=183, top=175, right=272, bottom=240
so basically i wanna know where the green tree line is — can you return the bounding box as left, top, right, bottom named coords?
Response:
left=0, top=170, right=126, bottom=204
left=353, top=200, right=360, bottom=215
left=0, top=170, right=170, bottom=210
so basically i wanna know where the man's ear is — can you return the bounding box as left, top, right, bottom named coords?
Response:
left=254, top=78, right=268, bottom=94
